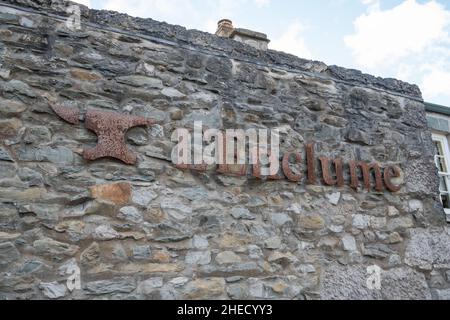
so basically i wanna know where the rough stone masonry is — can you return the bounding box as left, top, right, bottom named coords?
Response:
left=0, top=0, right=449, bottom=300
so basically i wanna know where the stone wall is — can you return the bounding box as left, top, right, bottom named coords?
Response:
left=0, top=0, right=449, bottom=300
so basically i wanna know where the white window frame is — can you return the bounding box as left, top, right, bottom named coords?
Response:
left=432, top=133, right=450, bottom=218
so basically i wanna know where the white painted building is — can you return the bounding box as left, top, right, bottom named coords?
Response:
left=426, top=102, right=450, bottom=222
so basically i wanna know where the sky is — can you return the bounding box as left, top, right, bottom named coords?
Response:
left=73, top=0, right=450, bottom=106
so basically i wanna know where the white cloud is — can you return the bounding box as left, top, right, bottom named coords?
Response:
left=73, top=0, right=91, bottom=7
left=202, top=0, right=271, bottom=31
left=345, top=0, right=450, bottom=69
left=270, top=22, right=312, bottom=59
left=422, top=69, right=450, bottom=98
left=254, top=0, right=270, bottom=8
left=361, top=0, right=380, bottom=12
left=395, top=63, right=415, bottom=81
left=103, top=0, right=202, bottom=29
left=102, top=0, right=271, bottom=33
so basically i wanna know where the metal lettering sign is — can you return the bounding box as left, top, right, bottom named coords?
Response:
left=175, top=143, right=402, bottom=193
left=52, top=106, right=402, bottom=193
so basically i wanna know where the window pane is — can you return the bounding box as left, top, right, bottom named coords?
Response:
left=433, top=136, right=450, bottom=210
left=435, top=141, right=443, bottom=156
left=434, top=140, right=449, bottom=173
left=438, top=156, right=448, bottom=173
left=442, top=193, right=450, bottom=210
left=435, top=141, right=440, bottom=154
left=439, top=176, right=448, bottom=193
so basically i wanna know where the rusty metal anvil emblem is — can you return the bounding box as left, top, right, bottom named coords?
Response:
left=51, top=105, right=156, bottom=165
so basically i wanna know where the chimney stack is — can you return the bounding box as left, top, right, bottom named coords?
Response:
left=215, top=19, right=270, bottom=51
left=216, top=19, right=234, bottom=38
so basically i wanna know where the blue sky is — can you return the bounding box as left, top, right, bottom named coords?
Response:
left=74, top=0, right=450, bottom=106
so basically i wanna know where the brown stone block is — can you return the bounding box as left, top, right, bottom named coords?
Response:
left=298, top=214, right=325, bottom=230
left=0, top=118, right=22, bottom=136
left=152, top=250, right=171, bottom=263
left=0, top=187, right=47, bottom=201
left=90, top=182, right=131, bottom=205
left=70, top=68, right=103, bottom=81
left=117, top=263, right=183, bottom=274
left=184, top=278, right=225, bottom=299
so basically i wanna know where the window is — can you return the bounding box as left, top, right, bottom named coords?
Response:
left=432, top=133, right=450, bottom=218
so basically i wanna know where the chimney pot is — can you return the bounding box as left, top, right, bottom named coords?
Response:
left=218, top=19, right=233, bottom=28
